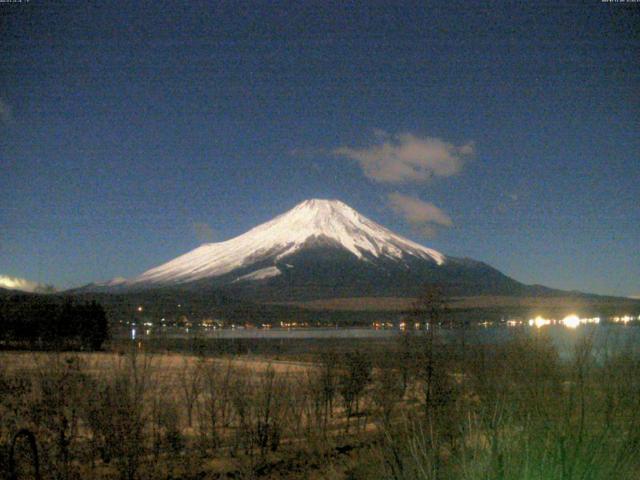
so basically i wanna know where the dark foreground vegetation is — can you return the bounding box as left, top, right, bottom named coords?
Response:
left=1, top=327, right=639, bottom=480
left=0, top=296, right=108, bottom=350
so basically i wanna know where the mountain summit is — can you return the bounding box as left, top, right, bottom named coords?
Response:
left=96, top=199, right=525, bottom=300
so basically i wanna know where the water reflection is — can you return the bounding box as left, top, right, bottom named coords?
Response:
left=527, top=314, right=600, bottom=329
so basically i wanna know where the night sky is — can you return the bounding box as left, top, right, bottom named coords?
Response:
left=1, top=1, right=638, bottom=296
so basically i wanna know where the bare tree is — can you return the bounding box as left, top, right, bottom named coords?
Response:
left=178, top=357, right=203, bottom=428
left=82, top=350, right=154, bottom=480
left=408, top=285, right=454, bottom=417
left=198, top=359, right=234, bottom=452
left=338, top=351, right=372, bottom=433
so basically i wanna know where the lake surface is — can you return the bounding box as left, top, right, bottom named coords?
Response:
left=122, top=324, right=640, bottom=359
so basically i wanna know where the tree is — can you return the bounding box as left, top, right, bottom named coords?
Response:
left=81, top=301, right=109, bottom=351
left=0, top=296, right=108, bottom=350
left=178, top=358, right=202, bottom=428
left=410, top=284, right=451, bottom=332
left=408, top=285, right=455, bottom=416
left=72, top=300, right=108, bottom=350
left=338, top=351, right=372, bottom=433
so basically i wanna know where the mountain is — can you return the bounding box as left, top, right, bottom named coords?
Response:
left=89, top=199, right=531, bottom=301
left=130, top=199, right=444, bottom=285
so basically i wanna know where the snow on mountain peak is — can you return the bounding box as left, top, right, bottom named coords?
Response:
left=129, top=199, right=445, bottom=285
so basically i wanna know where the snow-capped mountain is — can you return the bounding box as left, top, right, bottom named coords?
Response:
left=128, top=199, right=445, bottom=287
left=93, top=199, right=526, bottom=300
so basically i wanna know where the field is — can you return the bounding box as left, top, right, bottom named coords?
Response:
left=2, top=330, right=640, bottom=479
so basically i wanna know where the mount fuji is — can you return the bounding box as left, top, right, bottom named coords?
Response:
left=89, top=199, right=530, bottom=301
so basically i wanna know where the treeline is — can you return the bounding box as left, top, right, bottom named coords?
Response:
left=0, top=295, right=108, bottom=350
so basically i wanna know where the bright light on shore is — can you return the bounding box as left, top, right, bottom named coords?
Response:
left=529, top=316, right=551, bottom=328
left=562, top=315, right=581, bottom=329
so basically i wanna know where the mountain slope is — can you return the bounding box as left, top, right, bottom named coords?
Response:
left=127, top=199, right=444, bottom=287
left=91, top=199, right=529, bottom=301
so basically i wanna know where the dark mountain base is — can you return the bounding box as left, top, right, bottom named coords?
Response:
left=183, top=245, right=531, bottom=302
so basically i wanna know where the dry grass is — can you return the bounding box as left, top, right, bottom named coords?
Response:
left=2, top=333, right=639, bottom=480
left=0, top=351, right=312, bottom=377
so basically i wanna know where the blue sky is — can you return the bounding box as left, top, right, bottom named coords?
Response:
left=1, top=1, right=638, bottom=296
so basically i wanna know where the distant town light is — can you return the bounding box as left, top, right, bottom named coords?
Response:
left=529, top=316, right=551, bottom=328
left=612, top=315, right=634, bottom=324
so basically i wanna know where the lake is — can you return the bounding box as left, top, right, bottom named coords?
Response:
left=121, top=323, right=640, bottom=359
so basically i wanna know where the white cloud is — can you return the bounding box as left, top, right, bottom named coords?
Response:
left=0, top=275, right=56, bottom=293
left=334, top=133, right=474, bottom=183
left=0, top=98, right=13, bottom=125
left=387, top=193, right=453, bottom=237
left=193, top=222, right=216, bottom=243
